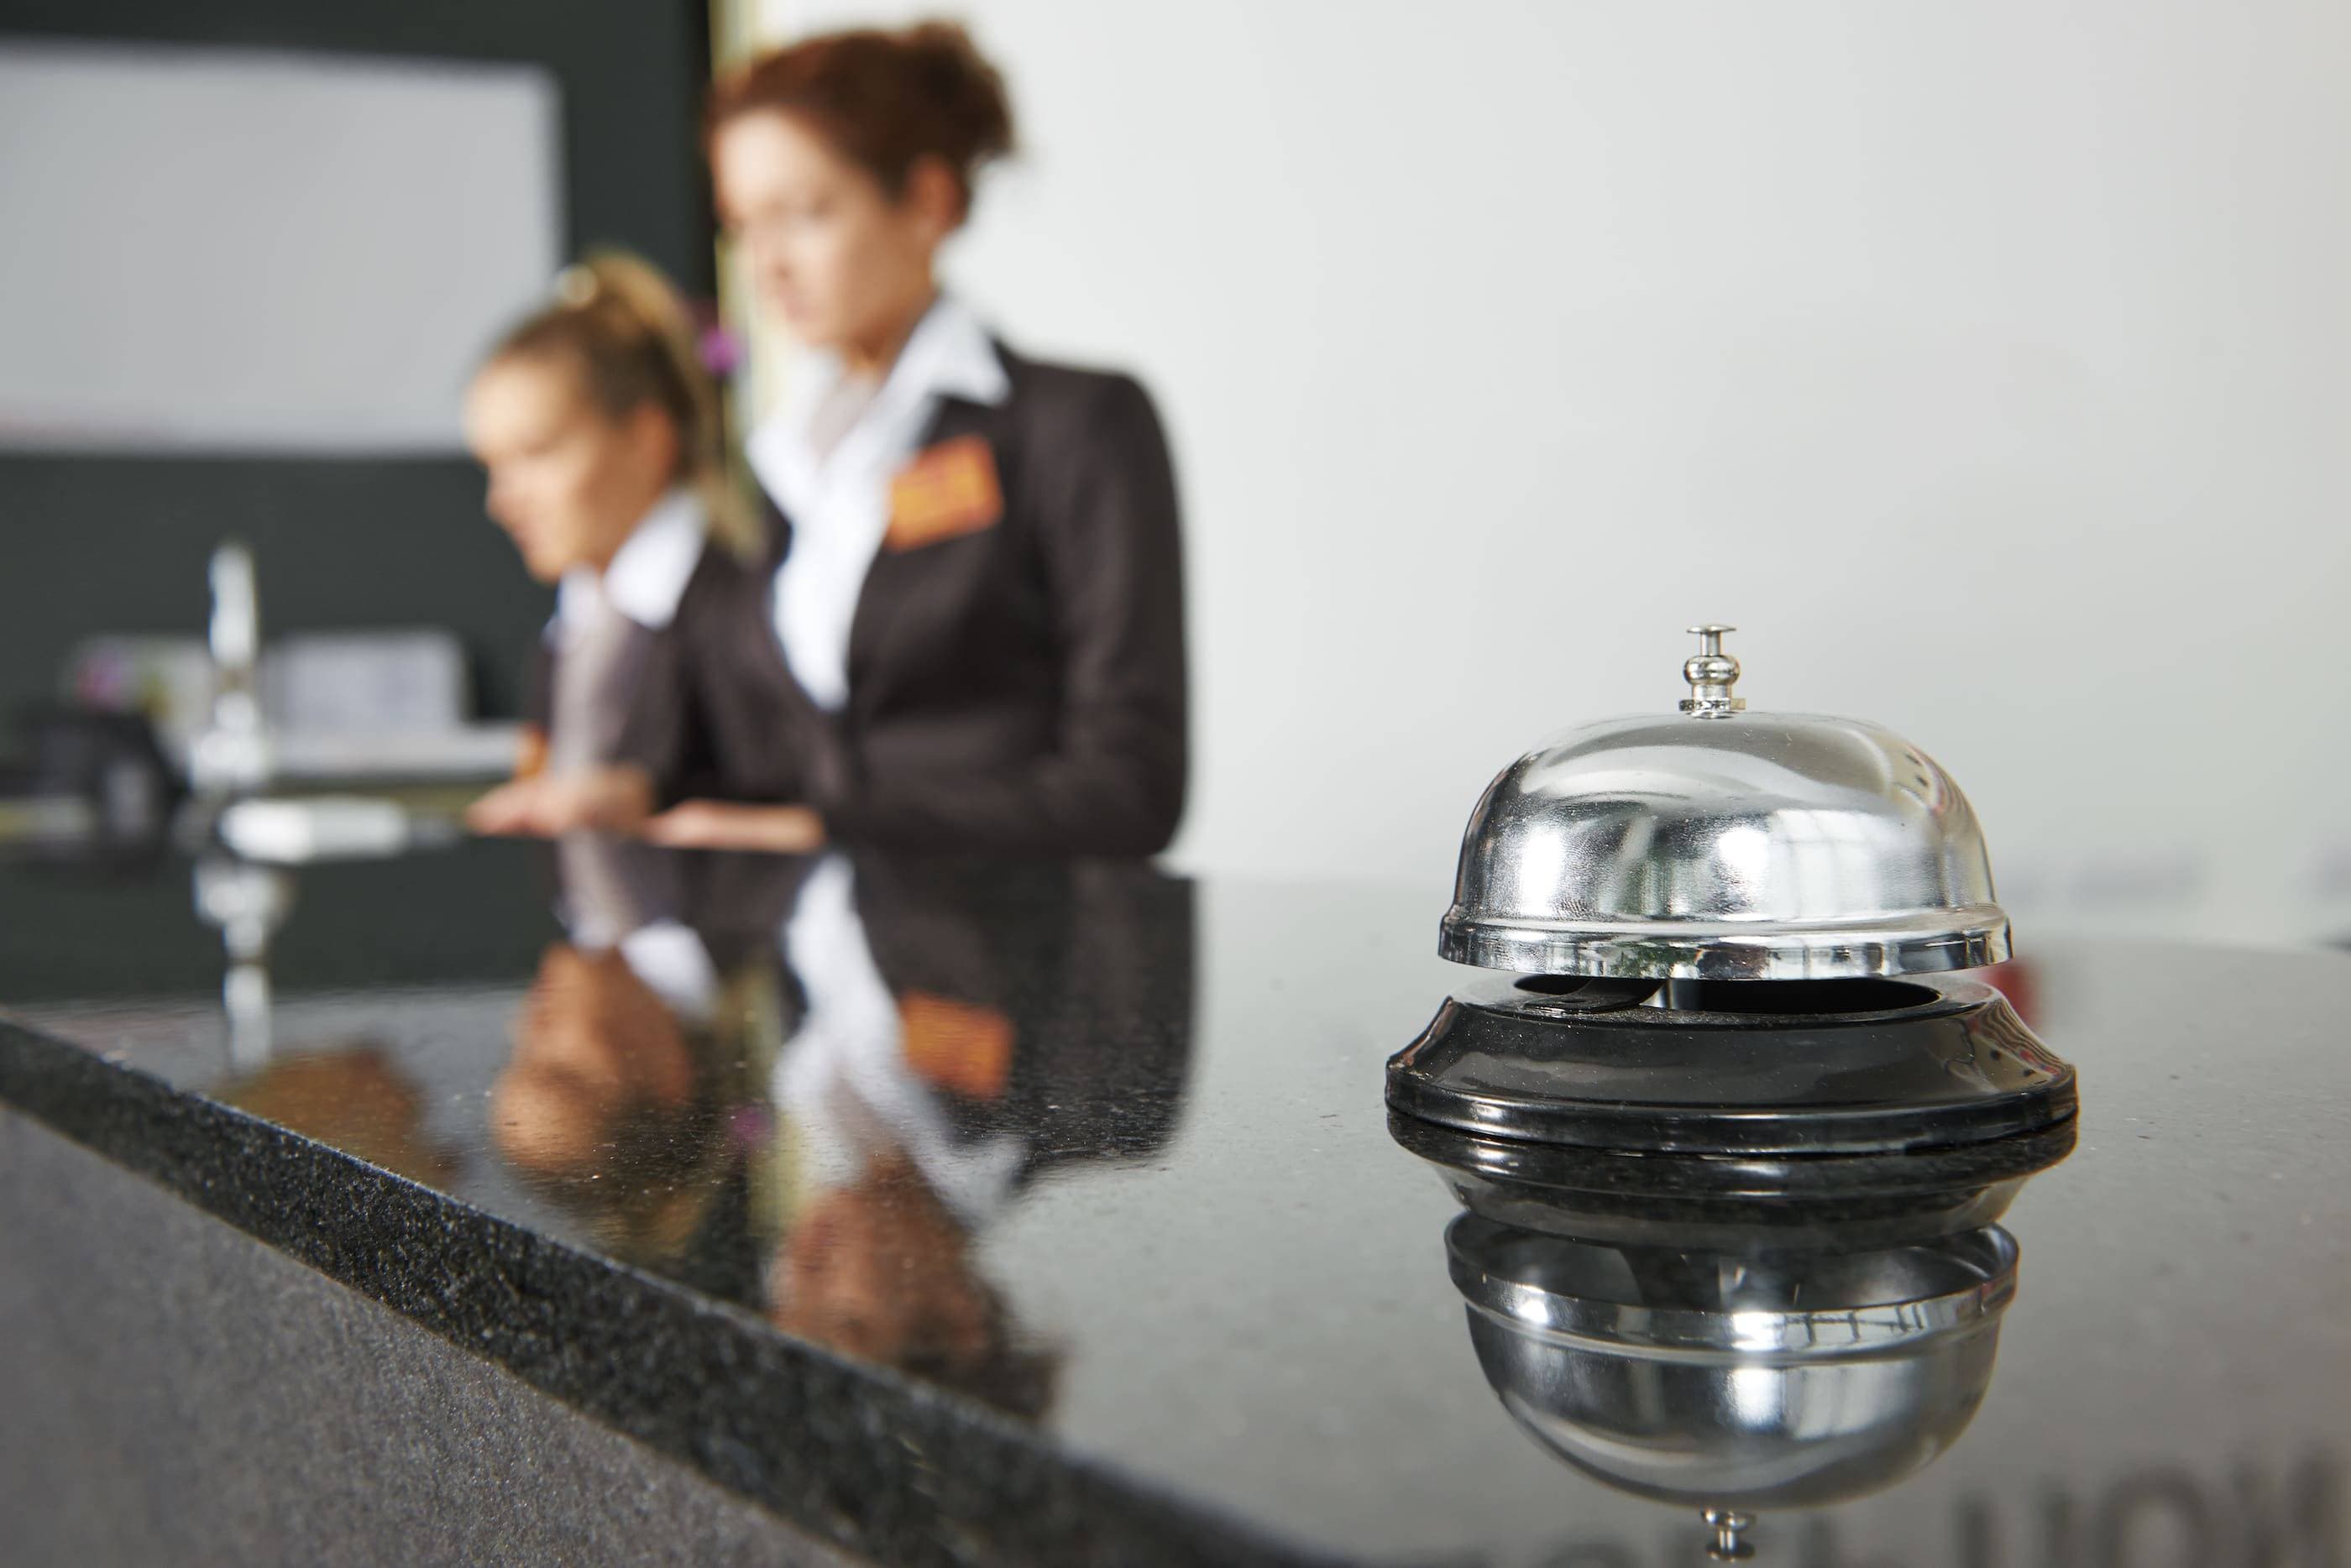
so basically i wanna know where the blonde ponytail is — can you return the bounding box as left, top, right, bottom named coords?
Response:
left=489, top=249, right=762, bottom=561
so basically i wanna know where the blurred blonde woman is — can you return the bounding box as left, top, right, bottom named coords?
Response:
left=463, top=251, right=761, bottom=836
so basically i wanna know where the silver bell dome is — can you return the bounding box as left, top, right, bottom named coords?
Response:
left=1441, top=627, right=2009, bottom=981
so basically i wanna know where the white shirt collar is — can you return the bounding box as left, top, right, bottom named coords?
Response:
left=887, top=290, right=1011, bottom=410
left=749, top=293, right=1009, bottom=496
left=554, top=487, right=705, bottom=635
left=617, top=918, right=720, bottom=1025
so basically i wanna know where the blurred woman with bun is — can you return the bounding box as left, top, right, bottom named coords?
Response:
left=463, top=251, right=760, bottom=836
left=639, top=19, right=1188, bottom=858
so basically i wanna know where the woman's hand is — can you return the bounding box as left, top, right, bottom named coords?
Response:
left=464, top=776, right=547, bottom=836
left=465, top=765, right=656, bottom=838
left=641, top=801, right=827, bottom=854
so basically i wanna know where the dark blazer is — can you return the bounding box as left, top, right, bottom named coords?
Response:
left=849, top=853, right=1197, bottom=1176
left=674, top=348, right=1188, bottom=857
left=659, top=849, right=1198, bottom=1176
left=523, top=543, right=765, bottom=802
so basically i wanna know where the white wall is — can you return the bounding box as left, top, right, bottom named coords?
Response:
left=757, top=0, right=2351, bottom=948
left=0, top=41, right=559, bottom=452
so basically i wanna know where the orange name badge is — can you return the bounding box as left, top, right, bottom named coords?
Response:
left=885, top=435, right=1003, bottom=551
left=896, top=991, right=1014, bottom=1100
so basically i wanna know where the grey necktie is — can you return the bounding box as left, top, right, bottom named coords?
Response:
left=547, top=588, right=646, bottom=774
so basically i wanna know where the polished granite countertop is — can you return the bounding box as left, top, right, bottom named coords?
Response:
left=2, top=831, right=2346, bottom=1567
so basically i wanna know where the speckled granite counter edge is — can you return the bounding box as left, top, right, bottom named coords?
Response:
left=0, top=1017, right=1351, bottom=1568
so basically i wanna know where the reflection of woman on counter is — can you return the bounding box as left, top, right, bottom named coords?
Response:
left=761, top=855, right=1055, bottom=1414
left=635, top=20, right=1188, bottom=857
left=463, top=253, right=762, bottom=838
left=223, top=1043, right=457, bottom=1189
left=756, top=852, right=1200, bottom=1414
left=488, top=832, right=782, bottom=1285
left=492, top=838, right=1196, bottom=1414
left=490, top=923, right=776, bottom=1290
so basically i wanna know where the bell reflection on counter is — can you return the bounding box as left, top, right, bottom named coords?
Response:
left=1395, top=1065, right=2066, bottom=1560
left=492, top=838, right=1197, bottom=1417
left=1444, top=1205, right=2024, bottom=1562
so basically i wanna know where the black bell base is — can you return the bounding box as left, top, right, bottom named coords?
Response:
left=1385, top=973, right=2078, bottom=1158
left=1390, top=1106, right=2077, bottom=1252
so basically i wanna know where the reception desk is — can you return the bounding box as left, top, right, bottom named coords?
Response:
left=0, top=835, right=2343, bottom=1566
